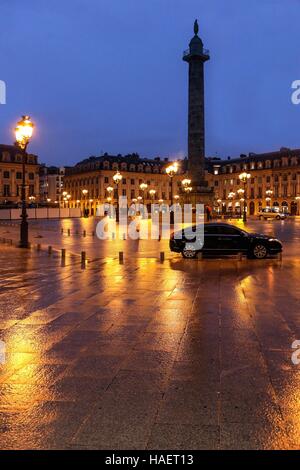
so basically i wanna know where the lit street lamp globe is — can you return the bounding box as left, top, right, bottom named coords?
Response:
left=15, top=116, right=34, bottom=150
left=113, top=171, right=122, bottom=185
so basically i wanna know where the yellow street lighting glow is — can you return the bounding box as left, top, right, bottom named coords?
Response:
left=182, top=178, right=191, bottom=187
left=166, top=162, right=178, bottom=177
left=15, top=115, right=34, bottom=149
left=113, top=171, right=122, bottom=184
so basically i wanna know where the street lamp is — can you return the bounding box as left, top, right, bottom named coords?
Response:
left=184, top=186, right=193, bottom=204
left=113, top=171, right=122, bottom=222
left=239, top=172, right=251, bottom=222
left=217, top=198, right=222, bottom=215
left=82, top=189, right=88, bottom=216
left=237, top=189, right=244, bottom=218
left=166, top=162, right=178, bottom=224
left=182, top=178, right=191, bottom=204
left=149, top=189, right=156, bottom=201
left=266, top=189, right=273, bottom=208
left=15, top=116, right=34, bottom=248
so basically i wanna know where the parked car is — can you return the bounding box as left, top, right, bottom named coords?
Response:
left=170, top=222, right=282, bottom=259
left=257, top=208, right=287, bottom=220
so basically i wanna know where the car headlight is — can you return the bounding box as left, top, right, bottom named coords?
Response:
left=269, top=238, right=281, bottom=243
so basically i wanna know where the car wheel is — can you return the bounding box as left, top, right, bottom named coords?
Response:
left=252, top=244, right=268, bottom=259
left=182, top=246, right=197, bottom=259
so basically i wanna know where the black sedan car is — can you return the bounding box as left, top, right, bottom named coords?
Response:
left=170, top=223, right=282, bottom=259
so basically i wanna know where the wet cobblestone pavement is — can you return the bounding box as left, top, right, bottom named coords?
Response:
left=0, top=220, right=300, bottom=449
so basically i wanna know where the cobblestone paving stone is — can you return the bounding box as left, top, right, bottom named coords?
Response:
left=0, top=219, right=300, bottom=449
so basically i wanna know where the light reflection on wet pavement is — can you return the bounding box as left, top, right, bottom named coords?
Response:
left=0, top=218, right=300, bottom=449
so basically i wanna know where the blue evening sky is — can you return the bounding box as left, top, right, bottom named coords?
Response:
left=0, top=0, right=299, bottom=166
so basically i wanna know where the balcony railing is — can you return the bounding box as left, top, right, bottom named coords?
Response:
left=183, top=48, right=210, bottom=58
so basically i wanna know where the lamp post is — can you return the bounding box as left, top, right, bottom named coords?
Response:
left=217, top=198, right=222, bottom=215
left=149, top=189, right=156, bottom=203
left=140, top=183, right=148, bottom=218
left=89, top=198, right=93, bottom=215
left=182, top=178, right=192, bottom=205
left=228, top=192, right=235, bottom=217
left=266, top=189, right=273, bottom=208
left=82, top=189, right=88, bottom=216
left=239, top=172, right=251, bottom=222
left=237, top=188, right=244, bottom=218
left=112, top=171, right=122, bottom=222
left=166, top=163, right=178, bottom=224
left=184, top=186, right=193, bottom=205
left=15, top=116, right=34, bottom=248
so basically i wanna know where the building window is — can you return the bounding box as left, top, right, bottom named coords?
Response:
left=104, top=177, right=109, bottom=183
left=3, top=171, right=10, bottom=179
left=214, top=180, right=218, bottom=187
left=122, top=189, right=126, bottom=196
left=3, top=184, right=10, bottom=196
left=131, top=179, right=135, bottom=185
left=29, top=185, right=34, bottom=196
left=29, top=172, right=34, bottom=180
left=16, top=172, right=22, bottom=179
left=122, top=178, right=126, bottom=184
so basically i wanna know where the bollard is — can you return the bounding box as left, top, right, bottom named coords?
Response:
left=279, top=252, right=282, bottom=261
left=112, top=232, right=115, bottom=240
left=92, top=231, right=95, bottom=237
left=67, top=229, right=71, bottom=236
left=197, top=252, right=203, bottom=260
left=238, top=252, right=242, bottom=261
left=61, top=248, right=66, bottom=259
left=160, top=252, right=165, bottom=263
left=48, top=246, right=52, bottom=255
left=81, top=251, right=86, bottom=263
left=119, top=252, right=124, bottom=264
left=61, top=228, right=64, bottom=234
left=83, top=230, right=86, bottom=237
left=37, top=244, right=41, bottom=251
left=123, top=233, right=126, bottom=240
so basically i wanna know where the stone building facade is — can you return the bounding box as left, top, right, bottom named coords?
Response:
left=0, top=144, right=39, bottom=206
left=39, top=165, right=65, bottom=204
left=207, top=148, right=300, bottom=216
left=64, top=154, right=187, bottom=215
left=64, top=147, right=300, bottom=217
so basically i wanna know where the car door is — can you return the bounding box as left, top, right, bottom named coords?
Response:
left=203, top=225, right=220, bottom=253
left=216, top=226, right=248, bottom=253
